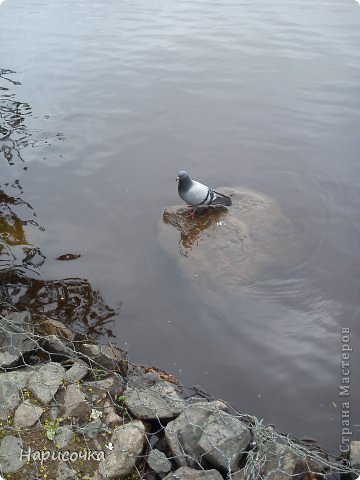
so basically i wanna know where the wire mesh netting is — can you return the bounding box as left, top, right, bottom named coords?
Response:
left=0, top=311, right=358, bottom=480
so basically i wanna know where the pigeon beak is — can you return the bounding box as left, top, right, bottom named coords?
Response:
left=176, top=176, right=179, bottom=181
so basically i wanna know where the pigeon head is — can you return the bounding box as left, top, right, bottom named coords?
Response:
left=176, top=170, right=189, bottom=181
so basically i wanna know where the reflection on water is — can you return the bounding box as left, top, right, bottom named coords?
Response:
left=1, top=271, right=119, bottom=338
left=0, top=188, right=45, bottom=275
left=0, top=70, right=119, bottom=338
left=0, top=69, right=30, bottom=166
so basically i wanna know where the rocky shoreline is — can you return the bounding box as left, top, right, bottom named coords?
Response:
left=0, top=311, right=358, bottom=480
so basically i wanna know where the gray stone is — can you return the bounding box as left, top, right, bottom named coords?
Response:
left=103, top=407, right=122, bottom=428
left=63, top=384, right=90, bottom=421
left=0, top=369, right=34, bottom=419
left=57, top=460, right=78, bottom=480
left=41, top=334, right=73, bottom=356
left=0, top=435, right=26, bottom=473
left=79, top=343, right=127, bottom=375
left=146, top=473, right=158, bottom=480
left=65, top=360, right=89, bottom=383
left=28, top=362, right=65, bottom=404
left=102, top=400, right=122, bottom=428
left=0, top=379, right=23, bottom=420
left=54, top=426, right=75, bottom=448
left=48, top=404, right=61, bottom=420
left=165, top=401, right=229, bottom=467
left=0, top=312, right=37, bottom=367
left=258, top=439, right=297, bottom=480
left=103, top=399, right=114, bottom=413
left=163, top=466, right=223, bottom=480
left=82, top=419, right=108, bottom=439
left=147, top=449, right=172, bottom=476
left=13, top=399, right=43, bottom=428
left=198, top=410, right=251, bottom=471
left=351, top=441, right=360, bottom=469
left=0, top=348, right=21, bottom=369
left=85, top=374, right=123, bottom=396
left=124, top=377, right=186, bottom=420
left=98, top=420, right=145, bottom=479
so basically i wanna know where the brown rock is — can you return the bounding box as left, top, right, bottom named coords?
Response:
left=38, top=317, right=74, bottom=340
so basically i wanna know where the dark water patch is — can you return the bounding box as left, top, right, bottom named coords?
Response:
left=0, top=70, right=121, bottom=339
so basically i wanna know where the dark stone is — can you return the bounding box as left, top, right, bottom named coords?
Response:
left=78, top=343, right=128, bottom=376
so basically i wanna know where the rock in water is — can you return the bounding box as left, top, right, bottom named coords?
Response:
left=159, top=187, right=304, bottom=294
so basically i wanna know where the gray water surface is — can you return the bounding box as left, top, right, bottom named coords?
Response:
left=1, top=0, right=360, bottom=453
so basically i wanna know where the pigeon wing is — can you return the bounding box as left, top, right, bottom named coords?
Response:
left=180, top=180, right=211, bottom=206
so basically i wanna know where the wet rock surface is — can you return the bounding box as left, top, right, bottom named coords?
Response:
left=159, top=188, right=303, bottom=295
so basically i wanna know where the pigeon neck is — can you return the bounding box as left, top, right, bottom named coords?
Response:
left=179, top=176, right=192, bottom=190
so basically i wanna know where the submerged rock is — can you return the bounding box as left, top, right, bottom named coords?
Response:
left=37, top=317, right=74, bottom=340
left=159, top=188, right=302, bottom=293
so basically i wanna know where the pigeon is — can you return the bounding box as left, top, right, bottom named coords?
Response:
left=176, top=170, right=232, bottom=218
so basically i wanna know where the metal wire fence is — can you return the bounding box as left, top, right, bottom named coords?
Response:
left=0, top=311, right=358, bottom=480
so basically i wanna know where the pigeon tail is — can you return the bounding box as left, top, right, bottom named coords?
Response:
left=209, top=190, right=232, bottom=207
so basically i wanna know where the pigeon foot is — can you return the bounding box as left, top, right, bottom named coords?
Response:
left=186, top=208, right=196, bottom=219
